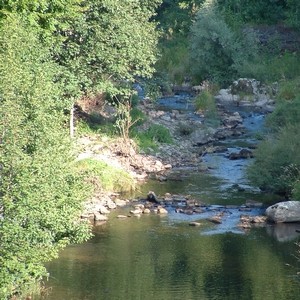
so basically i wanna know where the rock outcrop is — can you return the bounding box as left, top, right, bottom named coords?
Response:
left=266, top=201, right=300, bottom=223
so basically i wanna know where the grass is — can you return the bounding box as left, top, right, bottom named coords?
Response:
left=132, top=124, right=173, bottom=152
left=239, top=52, right=300, bottom=83
left=194, top=90, right=219, bottom=121
left=76, top=158, right=135, bottom=193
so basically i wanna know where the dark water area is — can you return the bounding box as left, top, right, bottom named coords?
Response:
left=36, top=213, right=300, bottom=300
left=34, top=95, right=300, bottom=300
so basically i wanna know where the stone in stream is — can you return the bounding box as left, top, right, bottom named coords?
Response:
left=94, top=213, right=108, bottom=221
left=208, top=216, right=223, bottom=224
left=147, top=191, right=160, bottom=203
left=117, top=215, right=128, bottom=219
left=266, top=201, right=300, bottom=223
left=157, top=206, right=168, bottom=214
left=228, top=148, right=254, bottom=160
left=189, top=222, right=201, bottom=226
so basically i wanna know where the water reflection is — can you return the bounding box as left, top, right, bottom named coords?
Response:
left=36, top=213, right=300, bottom=300
left=266, top=223, right=300, bottom=242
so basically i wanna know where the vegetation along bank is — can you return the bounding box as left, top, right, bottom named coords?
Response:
left=1, top=0, right=300, bottom=299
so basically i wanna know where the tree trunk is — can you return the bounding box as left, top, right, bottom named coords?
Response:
left=70, top=104, right=74, bottom=138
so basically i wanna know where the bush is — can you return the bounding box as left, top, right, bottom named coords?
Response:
left=238, top=52, right=300, bottom=83
left=195, top=91, right=216, bottom=112
left=189, top=0, right=257, bottom=85
left=76, top=159, right=135, bottom=193
left=146, top=124, right=173, bottom=144
left=156, top=36, right=190, bottom=84
left=277, top=77, right=300, bottom=101
left=247, top=124, right=300, bottom=197
left=132, top=124, right=173, bottom=151
left=266, top=96, right=300, bottom=131
left=0, top=16, right=92, bottom=299
left=130, top=107, right=147, bottom=127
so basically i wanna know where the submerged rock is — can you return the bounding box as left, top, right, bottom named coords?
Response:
left=266, top=201, right=300, bottom=223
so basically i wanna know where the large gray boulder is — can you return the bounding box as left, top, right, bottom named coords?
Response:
left=266, top=201, right=300, bottom=223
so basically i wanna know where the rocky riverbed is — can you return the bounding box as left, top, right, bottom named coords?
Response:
left=78, top=78, right=279, bottom=231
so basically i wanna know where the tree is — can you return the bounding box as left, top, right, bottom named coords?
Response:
left=189, top=0, right=257, bottom=84
left=0, top=15, right=91, bottom=299
left=58, top=0, right=161, bottom=97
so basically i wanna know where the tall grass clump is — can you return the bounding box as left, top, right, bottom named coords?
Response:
left=76, top=158, right=135, bottom=193
left=133, top=124, right=173, bottom=152
left=194, top=90, right=219, bottom=122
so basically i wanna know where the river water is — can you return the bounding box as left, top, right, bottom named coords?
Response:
left=34, top=96, right=300, bottom=300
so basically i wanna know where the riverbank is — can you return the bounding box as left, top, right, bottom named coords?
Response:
left=77, top=79, right=276, bottom=228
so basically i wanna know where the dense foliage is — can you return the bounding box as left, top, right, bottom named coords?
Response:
left=248, top=96, right=300, bottom=198
left=156, top=0, right=300, bottom=199
left=1, top=0, right=300, bottom=297
left=0, top=1, right=160, bottom=298
left=189, top=1, right=257, bottom=84
left=0, top=15, right=92, bottom=298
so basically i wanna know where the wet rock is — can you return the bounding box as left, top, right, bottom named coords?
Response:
left=94, top=213, right=108, bottom=221
left=117, top=215, right=128, bottom=218
left=147, top=191, right=160, bottom=203
left=115, top=199, right=128, bottom=207
left=97, top=205, right=110, bottom=215
left=266, top=201, right=300, bottom=223
left=143, top=208, right=151, bottom=214
left=245, top=200, right=263, bottom=208
left=193, top=208, right=204, bottom=214
left=107, top=200, right=117, bottom=209
left=208, top=216, right=223, bottom=224
left=215, top=78, right=276, bottom=112
left=158, top=206, right=168, bottom=214
left=189, top=222, right=202, bottom=226
left=222, top=112, right=243, bottom=128
left=228, top=149, right=253, bottom=160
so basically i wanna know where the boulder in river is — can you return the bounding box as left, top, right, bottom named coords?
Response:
left=266, top=201, right=300, bottom=223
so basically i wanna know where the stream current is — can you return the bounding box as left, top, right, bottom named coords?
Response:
left=35, top=94, right=300, bottom=300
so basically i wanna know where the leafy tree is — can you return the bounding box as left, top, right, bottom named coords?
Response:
left=189, top=0, right=257, bottom=84
left=286, top=0, right=300, bottom=28
left=0, top=15, right=91, bottom=299
left=216, top=0, right=286, bottom=25
left=58, top=0, right=161, bottom=97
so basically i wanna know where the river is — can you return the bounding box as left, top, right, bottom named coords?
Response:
left=34, top=95, right=300, bottom=300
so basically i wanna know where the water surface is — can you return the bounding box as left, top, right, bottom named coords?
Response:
left=35, top=96, right=300, bottom=300
left=38, top=211, right=300, bottom=300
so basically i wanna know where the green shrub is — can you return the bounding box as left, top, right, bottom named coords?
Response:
left=195, top=90, right=215, bottom=111
left=156, top=36, right=190, bottom=84
left=266, top=97, right=300, bottom=131
left=132, top=124, right=173, bottom=152
left=0, top=16, right=92, bottom=299
left=177, top=122, right=194, bottom=136
left=277, top=77, right=300, bottom=101
left=76, top=159, right=135, bottom=193
left=76, top=119, right=116, bottom=136
left=189, top=0, right=257, bottom=85
left=146, top=124, right=173, bottom=144
left=130, top=107, right=147, bottom=127
left=247, top=124, right=300, bottom=197
left=238, top=52, right=300, bottom=83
